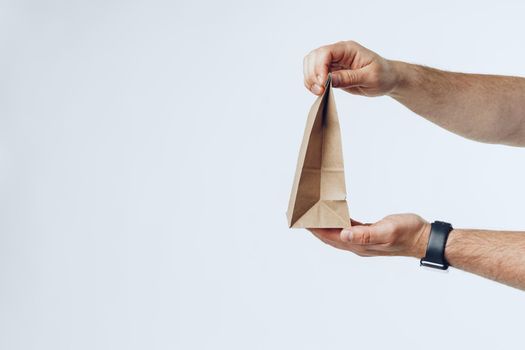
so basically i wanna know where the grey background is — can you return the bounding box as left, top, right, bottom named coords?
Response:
left=1, top=0, right=525, bottom=349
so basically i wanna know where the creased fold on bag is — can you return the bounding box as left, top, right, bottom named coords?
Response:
left=287, top=74, right=351, bottom=228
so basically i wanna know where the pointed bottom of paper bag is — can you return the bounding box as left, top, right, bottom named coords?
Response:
left=290, top=199, right=350, bottom=229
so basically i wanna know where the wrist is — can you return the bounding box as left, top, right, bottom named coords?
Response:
left=411, top=221, right=431, bottom=258
left=443, top=228, right=460, bottom=266
left=387, top=60, right=418, bottom=99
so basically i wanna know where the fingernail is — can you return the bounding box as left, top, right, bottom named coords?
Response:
left=317, top=74, right=324, bottom=85
left=311, top=84, right=322, bottom=95
left=341, top=229, right=352, bottom=241
left=331, top=74, right=339, bottom=86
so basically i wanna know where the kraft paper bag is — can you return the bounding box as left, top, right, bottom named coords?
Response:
left=286, top=74, right=351, bottom=228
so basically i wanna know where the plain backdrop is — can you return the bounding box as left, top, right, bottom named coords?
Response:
left=1, top=0, right=525, bottom=349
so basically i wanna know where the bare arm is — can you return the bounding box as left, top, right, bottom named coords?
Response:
left=445, top=227, right=525, bottom=290
left=309, top=214, right=525, bottom=291
left=303, top=41, right=525, bottom=146
left=390, top=63, right=525, bottom=146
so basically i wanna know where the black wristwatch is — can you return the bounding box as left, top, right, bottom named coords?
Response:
left=420, top=221, right=453, bottom=270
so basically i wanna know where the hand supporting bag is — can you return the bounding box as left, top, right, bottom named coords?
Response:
left=286, top=74, right=351, bottom=228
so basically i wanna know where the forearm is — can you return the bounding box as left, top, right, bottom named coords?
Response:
left=388, top=61, right=525, bottom=146
left=444, top=228, right=525, bottom=290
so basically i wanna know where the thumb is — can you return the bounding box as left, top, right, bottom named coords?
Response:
left=331, top=67, right=369, bottom=88
left=340, top=224, right=381, bottom=245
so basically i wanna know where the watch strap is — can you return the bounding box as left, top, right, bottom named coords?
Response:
left=420, top=221, right=453, bottom=270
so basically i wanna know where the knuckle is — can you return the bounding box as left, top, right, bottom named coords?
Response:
left=344, top=71, right=357, bottom=84
left=311, top=48, right=327, bottom=62
left=363, top=231, right=372, bottom=244
left=355, top=231, right=371, bottom=245
left=316, top=54, right=330, bottom=68
left=316, top=46, right=328, bottom=54
left=317, top=46, right=330, bottom=57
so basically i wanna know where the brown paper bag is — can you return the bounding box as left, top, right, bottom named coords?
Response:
left=286, top=74, right=351, bottom=228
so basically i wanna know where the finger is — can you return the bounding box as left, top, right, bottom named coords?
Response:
left=307, top=53, right=322, bottom=95
left=331, top=67, right=369, bottom=88
left=304, top=41, right=363, bottom=93
left=303, top=54, right=312, bottom=90
left=308, top=228, right=341, bottom=242
left=329, top=63, right=346, bottom=72
left=350, top=218, right=369, bottom=226
left=303, top=53, right=323, bottom=95
left=309, top=229, right=372, bottom=256
left=323, top=41, right=358, bottom=67
left=304, top=52, right=315, bottom=87
left=310, top=230, right=330, bottom=245
left=308, top=229, right=340, bottom=248
left=314, top=48, right=331, bottom=87
left=340, top=224, right=387, bottom=245
left=311, top=44, right=347, bottom=94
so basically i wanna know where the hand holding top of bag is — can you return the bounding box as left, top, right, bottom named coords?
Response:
left=303, top=40, right=399, bottom=98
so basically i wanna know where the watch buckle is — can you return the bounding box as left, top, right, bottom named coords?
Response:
left=420, top=259, right=448, bottom=270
